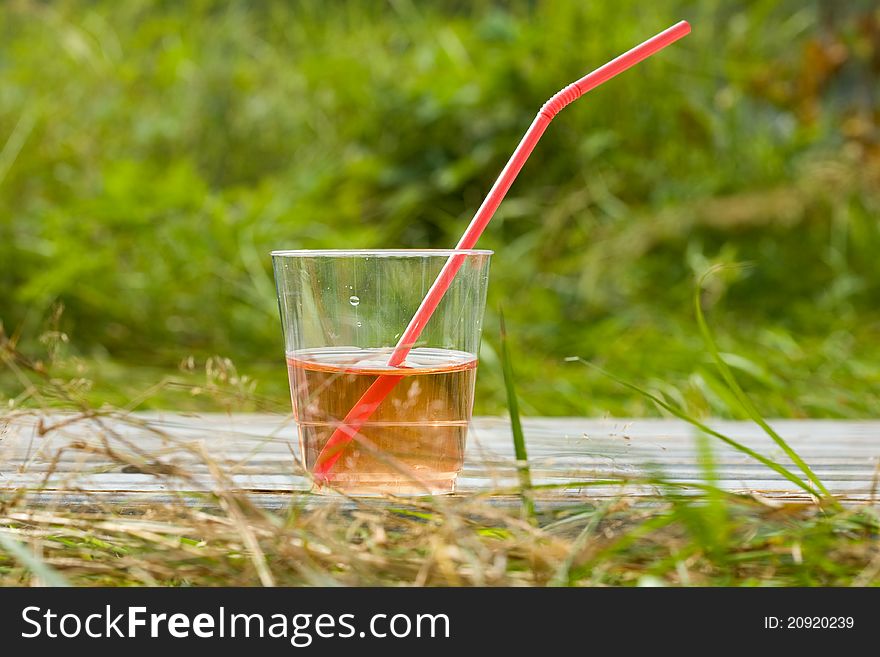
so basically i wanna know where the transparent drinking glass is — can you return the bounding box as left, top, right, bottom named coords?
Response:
left=272, top=249, right=492, bottom=495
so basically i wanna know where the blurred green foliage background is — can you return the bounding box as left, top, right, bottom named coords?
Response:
left=1, top=0, right=878, bottom=417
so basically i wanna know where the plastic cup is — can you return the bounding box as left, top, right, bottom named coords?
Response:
left=272, top=249, right=492, bottom=495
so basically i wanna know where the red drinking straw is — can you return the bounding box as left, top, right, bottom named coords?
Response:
left=314, top=20, right=692, bottom=482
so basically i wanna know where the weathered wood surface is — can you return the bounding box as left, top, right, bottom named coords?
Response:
left=1, top=413, right=878, bottom=507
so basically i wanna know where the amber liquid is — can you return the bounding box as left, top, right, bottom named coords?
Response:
left=286, top=347, right=478, bottom=495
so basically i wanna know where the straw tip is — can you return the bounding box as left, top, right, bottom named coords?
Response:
left=675, top=20, right=692, bottom=35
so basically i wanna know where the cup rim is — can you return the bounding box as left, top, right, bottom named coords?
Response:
left=270, top=248, right=494, bottom=257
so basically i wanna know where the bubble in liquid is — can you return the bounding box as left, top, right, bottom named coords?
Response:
left=349, top=295, right=360, bottom=306
left=356, top=321, right=362, bottom=327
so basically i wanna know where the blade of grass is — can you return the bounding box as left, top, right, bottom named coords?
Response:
left=695, top=268, right=832, bottom=500
left=499, top=310, right=535, bottom=521
left=0, top=530, right=70, bottom=587
left=567, top=357, right=817, bottom=496
left=695, top=430, right=729, bottom=556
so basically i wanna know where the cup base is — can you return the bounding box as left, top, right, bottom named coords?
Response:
left=312, top=472, right=457, bottom=497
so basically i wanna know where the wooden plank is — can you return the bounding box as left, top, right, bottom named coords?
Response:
left=1, top=412, right=878, bottom=506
